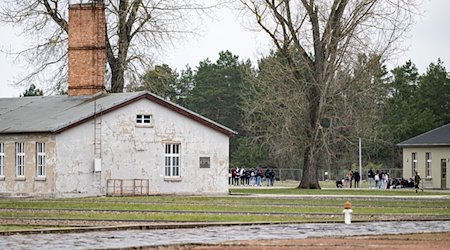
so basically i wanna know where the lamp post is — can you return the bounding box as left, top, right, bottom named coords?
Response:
left=359, top=138, right=362, bottom=180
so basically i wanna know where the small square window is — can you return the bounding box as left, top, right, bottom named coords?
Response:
left=136, top=114, right=152, bottom=126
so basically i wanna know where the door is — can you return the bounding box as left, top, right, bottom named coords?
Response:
left=441, top=159, right=447, bottom=189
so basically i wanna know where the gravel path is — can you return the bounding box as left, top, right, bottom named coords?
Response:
left=1, top=220, right=450, bottom=249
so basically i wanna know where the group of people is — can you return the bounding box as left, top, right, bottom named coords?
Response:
left=336, top=169, right=361, bottom=188
left=367, top=169, right=390, bottom=189
left=337, top=168, right=423, bottom=192
left=229, top=166, right=276, bottom=187
left=388, top=177, right=409, bottom=189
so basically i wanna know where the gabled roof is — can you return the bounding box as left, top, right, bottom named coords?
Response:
left=0, top=91, right=237, bottom=137
left=397, top=123, right=450, bottom=147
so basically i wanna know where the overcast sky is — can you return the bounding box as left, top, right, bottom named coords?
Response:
left=0, top=0, right=449, bottom=97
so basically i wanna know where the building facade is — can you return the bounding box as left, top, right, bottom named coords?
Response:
left=0, top=93, right=235, bottom=197
left=0, top=2, right=236, bottom=197
left=398, top=124, right=450, bottom=189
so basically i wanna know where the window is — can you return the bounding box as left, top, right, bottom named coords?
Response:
left=165, top=143, right=180, bottom=177
left=425, top=152, right=431, bottom=177
left=412, top=152, right=417, bottom=177
left=36, top=142, right=46, bottom=177
left=441, top=159, right=447, bottom=179
left=16, top=142, right=25, bottom=177
left=0, top=143, right=4, bottom=176
left=136, top=114, right=152, bottom=125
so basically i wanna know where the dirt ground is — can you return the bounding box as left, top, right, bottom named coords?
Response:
left=146, top=232, right=450, bottom=250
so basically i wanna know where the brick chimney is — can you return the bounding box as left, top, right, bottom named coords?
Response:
left=68, top=1, right=106, bottom=96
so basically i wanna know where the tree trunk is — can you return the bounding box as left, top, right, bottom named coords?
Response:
left=107, top=0, right=130, bottom=93
left=106, top=31, right=126, bottom=93
left=298, top=75, right=322, bottom=189
left=298, top=109, right=321, bottom=189
left=299, top=144, right=321, bottom=189
left=109, top=60, right=125, bottom=93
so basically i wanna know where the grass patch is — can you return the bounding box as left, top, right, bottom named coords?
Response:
left=230, top=187, right=449, bottom=196
left=0, top=187, right=449, bottom=232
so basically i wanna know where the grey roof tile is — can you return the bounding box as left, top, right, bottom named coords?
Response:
left=397, top=123, right=450, bottom=146
left=0, top=91, right=237, bottom=136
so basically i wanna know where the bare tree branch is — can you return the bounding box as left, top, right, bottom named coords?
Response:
left=0, top=0, right=219, bottom=93
left=240, top=0, right=418, bottom=188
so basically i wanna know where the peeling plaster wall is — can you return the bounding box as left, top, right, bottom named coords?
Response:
left=54, top=98, right=230, bottom=197
left=54, top=121, right=99, bottom=197
left=0, top=134, right=56, bottom=197
left=99, top=99, right=230, bottom=195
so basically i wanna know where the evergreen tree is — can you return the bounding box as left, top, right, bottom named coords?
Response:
left=186, top=51, right=249, bottom=133
left=379, top=59, right=450, bottom=168
left=20, top=84, right=43, bottom=97
left=416, top=59, right=450, bottom=126
left=135, top=64, right=193, bottom=106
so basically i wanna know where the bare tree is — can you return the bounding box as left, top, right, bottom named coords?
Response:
left=240, top=0, right=416, bottom=188
left=0, top=0, right=217, bottom=93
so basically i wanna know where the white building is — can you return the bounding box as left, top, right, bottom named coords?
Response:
left=0, top=2, right=236, bottom=197
left=0, top=92, right=235, bottom=197
left=398, top=123, right=449, bottom=189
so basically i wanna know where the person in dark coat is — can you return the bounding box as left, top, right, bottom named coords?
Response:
left=353, top=170, right=360, bottom=188
left=414, top=171, right=422, bottom=193
left=269, top=169, right=276, bottom=186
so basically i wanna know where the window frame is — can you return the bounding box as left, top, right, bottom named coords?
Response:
left=16, top=142, right=25, bottom=177
left=411, top=152, right=417, bottom=177
left=164, top=143, right=180, bottom=178
left=0, top=143, right=4, bottom=177
left=425, top=152, right=432, bottom=178
left=36, top=142, right=46, bottom=177
left=136, top=114, right=153, bottom=127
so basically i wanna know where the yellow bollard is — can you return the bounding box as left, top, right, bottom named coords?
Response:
left=343, top=201, right=352, bottom=224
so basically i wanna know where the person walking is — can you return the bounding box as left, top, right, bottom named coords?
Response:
left=353, top=170, right=360, bottom=188
left=245, top=169, right=251, bottom=186
left=384, top=171, right=390, bottom=189
left=414, top=171, right=422, bottom=193
left=380, top=171, right=386, bottom=189
left=240, top=167, right=246, bottom=186
left=367, top=169, right=375, bottom=189
left=270, top=169, right=275, bottom=186
left=374, top=170, right=380, bottom=189
left=265, top=168, right=271, bottom=186
left=346, top=169, right=353, bottom=188
left=250, top=170, right=256, bottom=186
left=233, top=167, right=240, bottom=186
left=256, top=166, right=263, bottom=187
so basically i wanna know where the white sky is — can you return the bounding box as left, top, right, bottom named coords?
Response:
left=0, top=0, right=449, bottom=97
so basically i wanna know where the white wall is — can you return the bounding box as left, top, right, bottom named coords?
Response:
left=55, top=120, right=99, bottom=197
left=55, top=98, right=230, bottom=196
